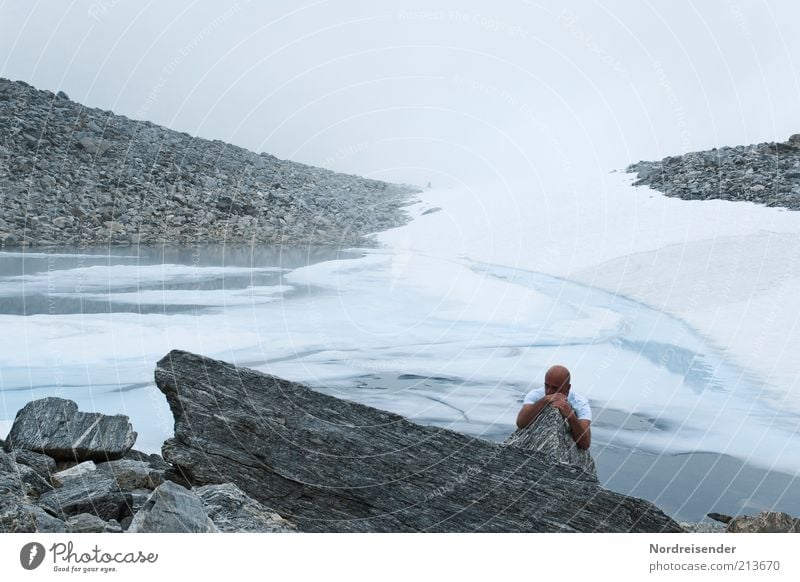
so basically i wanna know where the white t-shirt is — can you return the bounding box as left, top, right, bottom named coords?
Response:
left=522, top=387, right=592, bottom=422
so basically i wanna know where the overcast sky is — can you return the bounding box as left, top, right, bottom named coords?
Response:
left=2, top=0, right=800, bottom=187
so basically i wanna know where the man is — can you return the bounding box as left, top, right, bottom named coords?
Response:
left=515, top=364, right=591, bottom=450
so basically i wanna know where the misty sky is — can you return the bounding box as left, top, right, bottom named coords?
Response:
left=2, top=0, right=800, bottom=187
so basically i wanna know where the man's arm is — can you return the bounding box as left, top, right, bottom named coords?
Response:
left=515, top=397, right=551, bottom=429
left=567, top=416, right=591, bottom=450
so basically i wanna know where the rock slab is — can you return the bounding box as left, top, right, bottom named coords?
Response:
left=156, top=349, right=682, bottom=533
left=504, top=406, right=597, bottom=480
left=3, top=397, right=137, bottom=462
left=37, top=476, right=132, bottom=522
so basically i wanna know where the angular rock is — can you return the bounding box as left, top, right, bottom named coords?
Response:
left=0, top=450, right=28, bottom=497
left=123, top=449, right=172, bottom=472
left=65, top=513, right=123, bottom=533
left=0, top=498, right=66, bottom=533
left=116, top=488, right=156, bottom=532
left=77, top=136, right=112, bottom=156
left=0, top=232, right=17, bottom=246
left=96, top=459, right=165, bottom=490
left=4, top=397, right=137, bottom=462
left=37, top=476, right=132, bottom=522
left=156, top=350, right=682, bottom=533
left=102, top=220, right=125, bottom=233
left=129, top=488, right=155, bottom=512
left=19, top=466, right=53, bottom=498
left=195, top=483, right=296, bottom=533
left=51, top=460, right=96, bottom=486
left=127, top=481, right=217, bottom=533
left=504, top=406, right=597, bottom=480
left=12, top=449, right=57, bottom=484
left=0, top=450, right=52, bottom=498
left=726, top=511, right=800, bottom=533
left=707, top=512, right=733, bottom=524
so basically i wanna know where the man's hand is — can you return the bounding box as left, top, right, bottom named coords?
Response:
left=516, top=392, right=575, bottom=430
left=548, top=395, right=574, bottom=419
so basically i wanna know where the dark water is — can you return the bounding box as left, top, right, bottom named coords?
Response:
left=0, top=244, right=361, bottom=315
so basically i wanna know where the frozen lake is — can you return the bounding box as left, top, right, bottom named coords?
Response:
left=1, top=237, right=796, bottom=480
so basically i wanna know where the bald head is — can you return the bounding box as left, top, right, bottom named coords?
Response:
left=544, top=365, right=571, bottom=395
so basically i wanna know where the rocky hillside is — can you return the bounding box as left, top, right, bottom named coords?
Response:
left=628, top=135, right=800, bottom=209
left=0, top=77, right=419, bottom=248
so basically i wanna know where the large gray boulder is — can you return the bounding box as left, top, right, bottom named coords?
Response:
left=504, top=406, right=597, bottom=480
left=127, top=481, right=217, bottom=533
left=3, top=397, right=136, bottom=462
left=156, top=349, right=683, bottom=532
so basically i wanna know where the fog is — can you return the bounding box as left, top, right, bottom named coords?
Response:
left=3, top=0, right=800, bottom=186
